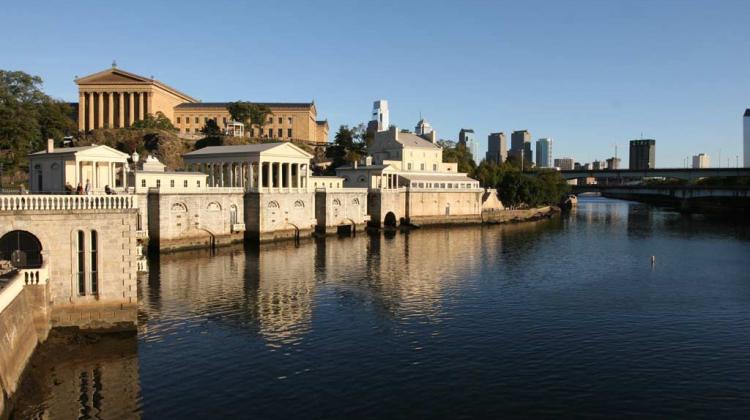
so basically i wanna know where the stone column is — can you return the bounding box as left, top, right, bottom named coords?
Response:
left=87, top=93, right=95, bottom=132
left=128, top=92, right=135, bottom=126
left=268, top=163, right=274, bottom=189
left=107, top=93, right=114, bottom=128
left=248, top=163, right=254, bottom=189
left=295, top=164, right=300, bottom=191
left=146, top=92, right=152, bottom=117
left=78, top=92, right=85, bottom=132
left=117, top=92, right=124, bottom=128
left=97, top=93, right=104, bottom=130
left=276, top=162, right=283, bottom=191
left=286, top=163, right=292, bottom=190
left=258, top=162, right=263, bottom=190
left=139, top=92, right=146, bottom=120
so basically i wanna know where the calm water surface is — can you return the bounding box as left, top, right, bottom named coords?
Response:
left=11, top=197, right=750, bottom=419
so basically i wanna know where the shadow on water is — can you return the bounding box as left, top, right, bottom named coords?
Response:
left=8, top=198, right=750, bottom=419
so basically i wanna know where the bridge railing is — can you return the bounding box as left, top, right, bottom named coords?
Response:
left=0, top=194, right=138, bottom=211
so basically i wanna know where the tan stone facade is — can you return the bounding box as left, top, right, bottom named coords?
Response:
left=75, top=67, right=329, bottom=144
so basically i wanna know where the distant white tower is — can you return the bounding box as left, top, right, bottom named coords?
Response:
left=744, top=109, right=750, bottom=167
left=372, top=100, right=389, bottom=132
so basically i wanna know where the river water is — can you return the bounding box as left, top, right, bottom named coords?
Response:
left=9, top=197, right=750, bottom=419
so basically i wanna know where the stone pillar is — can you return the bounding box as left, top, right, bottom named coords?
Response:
left=117, top=92, right=124, bottom=128
left=97, top=93, right=104, bottom=130
left=258, top=162, right=263, bottom=190
left=139, top=92, right=145, bottom=120
left=248, top=163, right=254, bottom=189
left=295, top=164, right=300, bottom=190
left=128, top=92, right=135, bottom=126
left=87, top=93, right=95, bottom=132
left=276, top=162, right=282, bottom=191
left=268, top=162, right=274, bottom=189
left=107, top=93, right=114, bottom=128
left=78, top=92, right=85, bottom=132
left=147, top=92, right=153, bottom=118
left=286, top=163, right=292, bottom=190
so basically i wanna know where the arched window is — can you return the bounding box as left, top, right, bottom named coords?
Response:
left=207, top=201, right=222, bottom=211
left=268, top=201, right=280, bottom=208
left=90, top=231, right=98, bottom=294
left=0, top=230, right=43, bottom=268
left=352, top=198, right=360, bottom=205
left=332, top=199, right=341, bottom=206
left=171, top=202, right=188, bottom=212
left=294, top=200, right=305, bottom=208
left=230, top=204, right=238, bottom=224
left=77, top=230, right=85, bottom=295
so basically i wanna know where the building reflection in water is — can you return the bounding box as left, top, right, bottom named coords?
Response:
left=9, top=331, right=141, bottom=419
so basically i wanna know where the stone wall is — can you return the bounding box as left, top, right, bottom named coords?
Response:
left=0, top=285, right=49, bottom=414
left=367, top=190, right=406, bottom=227
left=0, top=208, right=138, bottom=330
left=245, top=191, right=316, bottom=242
left=314, top=189, right=369, bottom=234
left=404, top=189, right=483, bottom=225
left=147, top=191, right=245, bottom=251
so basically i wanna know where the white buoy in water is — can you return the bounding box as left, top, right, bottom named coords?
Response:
left=651, top=255, right=656, bottom=266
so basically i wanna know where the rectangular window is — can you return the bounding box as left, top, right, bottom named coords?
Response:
left=90, top=231, right=98, bottom=295
left=195, top=117, right=199, bottom=124
left=197, top=180, right=201, bottom=187
left=141, top=179, right=146, bottom=187
left=433, top=164, right=437, bottom=171
left=287, top=128, right=292, bottom=138
left=268, top=128, right=273, bottom=137
left=278, top=128, right=283, bottom=138
left=268, top=117, right=273, bottom=123
left=77, top=231, right=85, bottom=295
left=288, top=117, right=292, bottom=124
left=170, top=180, right=175, bottom=188
left=184, top=180, right=188, bottom=188
left=156, top=179, right=161, bottom=188
left=278, top=117, right=282, bottom=124
left=420, top=163, right=425, bottom=170
left=407, top=163, right=412, bottom=170
left=176, top=117, right=181, bottom=124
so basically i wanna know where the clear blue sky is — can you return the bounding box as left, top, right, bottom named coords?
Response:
left=2, top=0, right=748, bottom=167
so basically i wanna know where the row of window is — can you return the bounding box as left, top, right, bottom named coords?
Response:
left=180, top=126, right=294, bottom=138
left=141, top=179, right=201, bottom=188
left=76, top=230, right=98, bottom=296
left=406, top=163, right=439, bottom=171
left=409, top=182, right=478, bottom=189
left=176, top=116, right=294, bottom=125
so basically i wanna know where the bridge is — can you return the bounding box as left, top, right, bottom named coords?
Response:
left=560, top=167, right=750, bottom=181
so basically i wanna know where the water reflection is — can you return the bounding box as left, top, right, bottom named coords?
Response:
left=9, top=197, right=750, bottom=419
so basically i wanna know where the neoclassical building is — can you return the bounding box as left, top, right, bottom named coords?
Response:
left=75, top=66, right=329, bottom=144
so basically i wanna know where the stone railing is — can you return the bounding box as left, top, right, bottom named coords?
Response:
left=231, top=223, right=246, bottom=232
left=0, top=194, right=137, bottom=211
left=0, top=265, right=48, bottom=315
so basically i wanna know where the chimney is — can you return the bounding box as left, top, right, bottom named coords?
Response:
left=47, top=138, right=54, bottom=153
left=390, top=125, right=398, bottom=141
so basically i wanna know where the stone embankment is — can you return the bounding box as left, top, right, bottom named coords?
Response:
left=482, top=206, right=560, bottom=224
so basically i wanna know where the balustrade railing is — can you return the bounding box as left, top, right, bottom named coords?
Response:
left=0, top=194, right=137, bottom=211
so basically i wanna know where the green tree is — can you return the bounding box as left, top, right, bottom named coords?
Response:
left=227, top=101, right=272, bottom=139
left=195, top=119, right=224, bottom=149
left=439, top=140, right=476, bottom=173
left=326, top=125, right=367, bottom=170
left=131, top=111, right=176, bottom=131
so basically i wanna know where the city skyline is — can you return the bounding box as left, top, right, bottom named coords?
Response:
left=1, top=0, right=748, bottom=167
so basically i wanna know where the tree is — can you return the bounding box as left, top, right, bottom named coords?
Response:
left=227, top=101, right=272, bottom=139
left=131, top=112, right=176, bottom=131
left=195, top=119, right=224, bottom=149
left=326, top=125, right=367, bottom=170
left=440, top=140, right=476, bottom=173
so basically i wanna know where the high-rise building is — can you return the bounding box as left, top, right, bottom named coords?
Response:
left=510, top=130, right=532, bottom=165
left=744, top=109, right=750, bottom=167
left=592, top=160, right=604, bottom=170
left=605, top=157, right=621, bottom=170
left=692, top=153, right=710, bottom=168
left=629, top=139, right=656, bottom=169
left=414, top=117, right=437, bottom=143
left=371, top=100, right=389, bottom=132
left=535, top=138, right=552, bottom=168
left=554, top=157, right=574, bottom=170
left=486, top=132, right=507, bottom=164
left=459, top=128, right=479, bottom=163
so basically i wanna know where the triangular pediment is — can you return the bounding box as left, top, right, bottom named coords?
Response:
left=74, top=145, right=130, bottom=159
left=76, top=68, right=153, bottom=85
left=261, top=142, right=314, bottom=159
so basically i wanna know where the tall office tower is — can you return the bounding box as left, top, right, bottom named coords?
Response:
left=459, top=128, right=479, bottom=163
left=692, top=153, right=710, bottom=168
left=629, top=139, right=656, bottom=169
left=605, top=157, right=621, bottom=170
left=486, top=132, right=507, bottom=164
left=510, top=130, right=532, bottom=165
left=744, top=109, right=750, bottom=167
left=535, top=138, right=552, bottom=168
left=554, top=157, right=574, bottom=170
left=371, top=100, right=389, bottom=132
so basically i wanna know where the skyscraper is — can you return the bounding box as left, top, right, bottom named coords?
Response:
left=371, top=100, right=389, bottom=132
left=535, top=138, right=552, bottom=168
left=629, top=139, right=656, bottom=169
left=744, top=109, right=749, bottom=167
left=510, top=130, right=532, bottom=166
left=605, top=157, right=621, bottom=170
left=459, top=128, right=479, bottom=163
left=554, top=158, right=574, bottom=170
left=486, top=132, right=507, bottom=164
left=692, top=153, right=710, bottom=168
left=414, top=117, right=437, bottom=143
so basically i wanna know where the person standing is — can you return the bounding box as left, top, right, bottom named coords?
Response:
left=76, top=182, right=83, bottom=195
left=84, top=179, right=91, bottom=195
